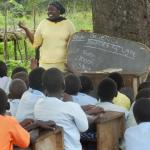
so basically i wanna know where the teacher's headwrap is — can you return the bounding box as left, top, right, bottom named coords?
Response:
left=49, top=1, right=66, bottom=14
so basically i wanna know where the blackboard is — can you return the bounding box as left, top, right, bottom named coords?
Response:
left=67, top=32, right=150, bottom=73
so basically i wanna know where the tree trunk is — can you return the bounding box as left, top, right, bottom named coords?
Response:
left=92, top=0, right=150, bottom=47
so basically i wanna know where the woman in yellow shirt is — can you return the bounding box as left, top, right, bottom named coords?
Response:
left=19, top=1, right=75, bottom=71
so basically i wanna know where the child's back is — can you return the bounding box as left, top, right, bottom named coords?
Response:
left=35, top=97, right=88, bottom=150
left=72, top=92, right=97, bottom=106
left=125, top=98, right=150, bottom=150
left=126, top=88, right=150, bottom=128
left=16, top=67, right=45, bottom=121
left=34, top=68, right=88, bottom=150
left=0, top=61, right=11, bottom=94
left=0, top=115, right=30, bottom=150
left=16, top=88, right=45, bottom=121
left=0, top=88, right=30, bottom=149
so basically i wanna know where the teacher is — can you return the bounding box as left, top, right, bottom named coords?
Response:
left=19, top=1, right=75, bottom=71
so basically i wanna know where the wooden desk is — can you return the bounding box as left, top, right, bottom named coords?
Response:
left=82, top=71, right=148, bottom=97
left=14, top=127, right=64, bottom=150
left=81, top=111, right=125, bottom=150
left=96, top=111, right=125, bottom=150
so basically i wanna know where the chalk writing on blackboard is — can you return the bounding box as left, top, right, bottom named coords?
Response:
left=85, top=39, right=136, bottom=60
left=72, top=38, right=136, bottom=60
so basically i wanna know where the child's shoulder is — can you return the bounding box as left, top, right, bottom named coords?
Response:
left=125, top=123, right=149, bottom=134
left=65, top=101, right=82, bottom=111
left=2, top=115, right=18, bottom=124
left=66, top=101, right=80, bottom=106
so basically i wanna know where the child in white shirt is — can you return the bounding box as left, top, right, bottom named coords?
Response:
left=96, top=78, right=128, bottom=118
left=126, top=88, right=150, bottom=128
left=34, top=68, right=88, bottom=150
left=65, top=74, right=97, bottom=105
left=0, top=61, right=11, bottom=94
left=16, top=67, right=45, bottom=121
left=125, top=98, right=150, bottom=150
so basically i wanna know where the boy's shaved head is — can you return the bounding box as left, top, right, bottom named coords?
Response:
left=12, top=72, right=29, bottom=88
left=9, top=79, right=27, bottom=99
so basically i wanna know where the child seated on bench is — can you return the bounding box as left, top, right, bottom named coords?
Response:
left=64, top=74, right=97, bottom=106
left=0, top=88, right=30, bottom=149
left=16, top=67, right=45, bottom=121
left=8, top=79, right=27, bottom=116
left=97, top=78, right=128, bottom=118
left=34, top=68, right=89, bottom=150
left=126, top=81, right=150, bottom=128
left=126, top=88, right=150, bottom=128
left=125, top=98, right=150, bottom=150
left=108, top=72, right=131, bottom=110
left=0, top=61, right=11, bottom=94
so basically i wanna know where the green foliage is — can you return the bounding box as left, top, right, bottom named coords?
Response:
left=6, top=59, right=30, bottom=75
left=9, top=0, right=24, bottom=17
left=68, top=11, right=92, bottom=31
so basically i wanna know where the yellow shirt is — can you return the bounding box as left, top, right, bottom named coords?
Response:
left=33, top=19, right=75, bottom=71
left=113, top=91, right=131, bottom=110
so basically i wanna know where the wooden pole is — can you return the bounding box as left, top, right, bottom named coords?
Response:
left=13, top=40, right=17, bottom=60
left=33, top=8, right=36, bottom=31
left=24, top=39, right=28, bottom=61
left=3, top=1, right=8, bottom=61
left=32, top=0, right=36, bottom=32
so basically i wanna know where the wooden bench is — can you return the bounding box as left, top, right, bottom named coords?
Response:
left=82, top=111, right=125, bottom=150
left=14, top=127, right=64, bottom=150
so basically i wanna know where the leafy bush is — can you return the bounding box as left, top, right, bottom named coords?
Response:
left=6, top=59, right=30, bottom=76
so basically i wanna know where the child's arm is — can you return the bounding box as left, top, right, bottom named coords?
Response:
left=18, top=22, right=34, bottom=44
left=87, top=114, right=102, bottom=124
left=85, top=106, right=105, bottom=115
left=65, top=63, right=81, bottom=76
left=25, top=120, right=56, bottom=131
left=71, top=103, right=89, bottom=132
left=82, top=105, right=105, bottom=115
left=20, top=119, right=56, bottom=131
left=30, top=58, right=38, bottom=70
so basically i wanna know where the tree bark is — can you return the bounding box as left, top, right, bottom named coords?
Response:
left=92, top=0, right=150, bottom=47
